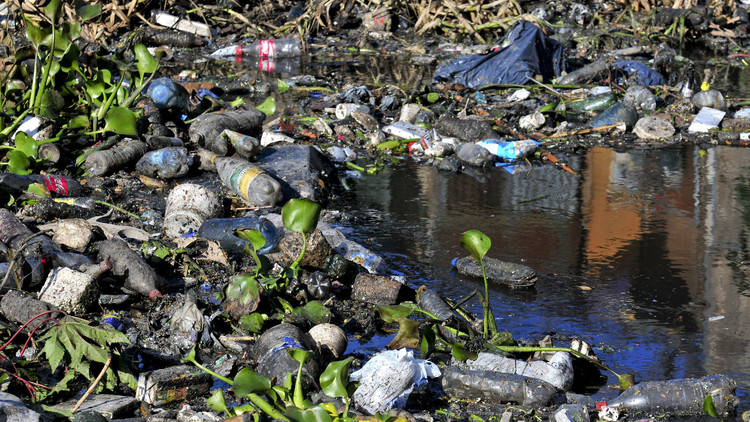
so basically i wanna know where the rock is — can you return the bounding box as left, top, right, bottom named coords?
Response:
left=0, top=392, right=44, bottom=421
left=255, top=145, right=336, bottom=204
left=278, top=229, right=332, bottom=269
left=52, top=218, right=93, bottom=252
left=553, top=404, right=590, bottom=422
left=633, top=115, right=676, bottom=140
left=38, top=267, right=100, bottom=315
left=456, top=143, right=494, bottom=167
left=49, top=394, right=139, bottom=419
left=352, top=274, right=414, bottom=305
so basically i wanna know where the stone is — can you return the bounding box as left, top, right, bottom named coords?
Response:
left=49, top=394, right=139, bottom=419
left=53, top=218, right=93, bottom=252
left=38, top=267, right=100, bottom=315
left=352, top=274, right=414, bottom=305
left=553, top=404, right=590, bottom=422
left=633, top=115, right=676, bottom=140
left=278, top=229, right=332, bottom=269
left=0, top=392, right=44, bottom=422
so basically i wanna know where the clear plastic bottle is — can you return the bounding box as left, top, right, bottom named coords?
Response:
left=607, top=375, right=738, bottom=417
left=211, top=38, right=302, bottom=57
left=198, top=217, right=279, bottom=255
left=214, top=156, right=283, bottom=207
left=135, top=147, right=193, bottom=179
left=692, top=89, right=727, bottom=111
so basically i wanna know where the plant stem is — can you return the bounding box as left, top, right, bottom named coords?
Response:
left=71, top=354, right=112, bottom=413
left=481, top=259, right=489, bottom=338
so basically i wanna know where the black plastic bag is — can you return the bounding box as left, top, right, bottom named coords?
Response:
left=433, top=21, right=565, bottom=89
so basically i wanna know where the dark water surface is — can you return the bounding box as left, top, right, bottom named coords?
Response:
left=331, top=145, right=750, bottom=409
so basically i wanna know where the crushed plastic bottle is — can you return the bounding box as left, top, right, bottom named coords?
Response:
left=590, top=102, right=639, bottom=129
left=220, top=129, right=262, bottom=160
left=454, top=351, right=574, bottom=391
left=85, top=139, right=149, bottom=177
left=623, top=85, right=657, bottom=112
left=692, top=88, right=727, bottom=111
left=146, top=77, right=190, bottom=111
left=442, top=366, right=558, bottom=407
left=453, top=256, right=537, bottom=288
left=0, top=173, right=88, bottom=197
left=351, top=348, right=441, bottom=415
left=135, top=147, right=194, bottom=179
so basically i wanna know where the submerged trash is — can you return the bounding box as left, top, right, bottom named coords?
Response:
left=453, top=256, right=537, bottom=288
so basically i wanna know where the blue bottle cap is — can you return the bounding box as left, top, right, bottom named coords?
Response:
left=451, top=257, right=458, bottom=267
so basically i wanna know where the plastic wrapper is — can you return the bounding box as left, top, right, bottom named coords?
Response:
left=477, top=139, right=541, bottom=161
left=350, top=348, right=441, bottom=415
left=433, top=21, right=564, bottom=88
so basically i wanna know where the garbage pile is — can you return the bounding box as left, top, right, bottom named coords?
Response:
left=0, top=0, right=748, bottom=421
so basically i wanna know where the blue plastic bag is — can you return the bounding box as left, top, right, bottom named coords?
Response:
left=477, top=139, right=541, bottom=161
left=612, top=60, right=665, bottom=86
left=433, top=21, right=565, bottom=88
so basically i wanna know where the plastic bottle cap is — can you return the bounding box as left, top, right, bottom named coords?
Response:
left=451, top=257, right=458, bottom=267
left=150, top=290, right=163, bottom=298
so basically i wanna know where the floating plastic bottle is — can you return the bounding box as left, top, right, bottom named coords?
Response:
left=416, top=286, right=455, bottom=321
left=135, top=147, right=193, bottom=179
left=606, top=375, right=738, bottom=417
left=146, top=77, right=190, bottom=111
left=456, top=143, right=494, bottom=167
left=453, top=256, right=537, bottom=288
left=220, top=129, right=262, bottom=160
left=454, top=351, right=574, bottom=391
left=198, top=217, right=279, bottom=255
left=85, top=140, right=149, bottom=176
left=214, top=156, right=283, bottom=207
left=210, top=38, right=302, bottom=57
left=0, top=173, right=88, bottom=197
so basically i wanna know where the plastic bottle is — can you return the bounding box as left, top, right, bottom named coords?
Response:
left=453, top=256, right=537, bottom=288
left=252, top=324, right=318, bottom=389
left=624, top=85, right=657, bottom=112
left=198, top=217, right=279, bottom=255
left=607, top=375, right=738, bottom=417
left=0, top=209, right=62, bottom=259
left=144, top=135, right=183, bottom=149
left=189, top=108, right=265, bottom=156
left=47, top=250, right=93, bottom=270
left=98, top=238, right=162, bottom=300
left=210, top=38, right=302, bottom=57
left=590, top=102, right=639, bottom=130
left=146, top=77, right=190, bottom=111
left=455, top=351, right=574, bottom=391
left=53, top=197, right=96, bottom=210
left=0, top=289, right=62, bottom=332
left=302, top=271, right=332, bottom=299
left=441, top=367, right=557, bottom=407
left=564, top=92, right=617, bottom=113
left=220, top=129, right=262, bottom=160
left=0, top=258, right=45, bottom=290
left=456, top=143, right=494, bottom=167
left=416, top=286, right=455, bottom=321
left=85, top=140, right=149, bottom=176
left=0, top=173, right=88, bottom=197
left=214, top=156, right=283, bottom=207
left=135, top=147, right=193, bottom=179
left=692, top=89, right=727, bottom=111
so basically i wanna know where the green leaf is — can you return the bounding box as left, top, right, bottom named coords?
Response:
left=26, top=25, right=50, bottom=48
left=703, top=394, right=718, bottom=417
left=233, top=367, right=271, bottom=398
left=420, top=324, right=437, bottom=358
left=386, top=317, right=421, bottom=350
left=460, top=229, right=491, bottom=262
left=285, top=405, right=334, bottom=422
left=256, top=96, right=276, bottom=117
left=376, top=139, right=405, bottom=150
left=134, top=44, right=158, bottom=82
left=226, top=273, right=262, bottom=309
left=377, top=303, right=417, bottom=324
left=282, top=198, right=322, bottom=234
left=239, top=313, right=266, bottom=333
left=426, top=92, right=439, bottom=103
left=207, top=389, right=230, bottom=414
left=76, top=1, right=103, bottom=21
left=288, top=349, right=311, bottom=365
left=451, top=343, right=477, bottom=362
left=68, top=115, right=90, bottom=130
left=278, top=79, right=290, bottom=94
left=103, top=106, right=138, bottom=136
left=41, top=89, right=65, bottom=119
left=6, top=149, right=31, bottom=175
left=14, top=132, right=39, bottom=158
left=289, top=301, right=330, bottom=324
left=235, top=229, right=267, bottom=253
left=319, top=356, right=354, bottom=399
left=27, top=183, right=50, bottom=197
left=44, top=0, right=63, bottom=21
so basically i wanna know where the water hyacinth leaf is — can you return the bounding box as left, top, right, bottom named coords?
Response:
left=44, top=0, right=63, bottom=21
left=377, top=303, right=417, bottom=324
left=256, top=96, right=276, bottom=117
left=235, top=228, right=267, bottom=252
left=226, top=273, right=262, bottom=309
left=376, top=140, right=403, bottom=150
left=460, top=229, right=491, bottom=262
left=320, top=356, right=354, bottom=399
left=27, top=183, right=50, bottom=198
left=278, top=79, right=290, bottom=94
left=134, top=44, right=157, bottom=81
left=234, top=367, right=272, bottom=397
left=5, top=80, right=26, bottom=94
left=290, top=300, right=331, bottom=324
left=26, top=25, right=49, bottom=48
left=282, top=198, right=322, bottom=234
left=76, top=1, right=103, bottom=22
left=386, top=317, right=421, bottom=350
left=41, top=89, right=65, bottom=119
left=288, top=348, right=311, bottom=365
left=207, top=389, right=230, bottom=414
left=239, top=312, right=265, bottom=333
left=420, top=324, right=437, bottom=358
left=103, top=106, right=138, bottom=136
left=69, top=115, right=90, bottom=129
left=285, top=406, right=333, bottom=422
left=703, top=394, right=718, bottom=417
left=426, top=92, right=439, bottom=103
left=6, top=150, right=31, bottom=175
left=14, top=132, right=39, bottom=158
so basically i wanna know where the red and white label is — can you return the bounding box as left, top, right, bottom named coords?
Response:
left=258, top=57, right=275, bottom=72
left=258, top=39, right=275, bottom=57
left=42, top=175, right=69, bottom=196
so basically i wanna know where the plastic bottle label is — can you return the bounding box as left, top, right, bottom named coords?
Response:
left=229, top=165, right=263, bottom=202
left=258, top=39, right=275, bottom=57
left=42, top=175, right=69, bottom=196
